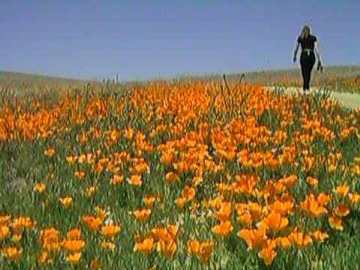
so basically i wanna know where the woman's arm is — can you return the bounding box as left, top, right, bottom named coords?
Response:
left=293, top=41, right=300, bottom=63
left=314, top=39, right=323, bottom=70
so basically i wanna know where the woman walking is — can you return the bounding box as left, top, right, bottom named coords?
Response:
left=293, top=25, right=323, bottom=93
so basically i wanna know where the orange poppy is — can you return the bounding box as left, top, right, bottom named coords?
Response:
left=212, top=220, right=233, bottom=237
left=66, top=252, right=82, bottom=264
left=38, top=250, right=52, bottom=265
left=101, top=241, right=116, bottom=251
left=328, top=215, right=343, bottom=231
left=275, top=237, right=291, bottom=249
left=334, top=184, right=349, bottom=197
left=165, top=172, right=180, bottom=183
left=143, top=195, right=156, bottom=207
left=199, top=240, right=215, bottom=264
left=34, top=183, right=46, bottom=193
left=44, top=147, right=55, bottom=157
left=187, top=239, right=200, bottom=254
left=214, top=202, right=232, bottom=221
left=127, top=175, right=142, bottom=187
left=311, top=230, right=329, bottom=243
left=349, top=192, right=360, bottom=204
left=306, top=176, right=319, bottom=187
left=334, top=204, right=350, bottom=217
left=258, top=243, right=277, bottom=266
left=82, top=216, right=102, bottom=231
left=2, top=246, right=23, bottom=261
left=300, top=194, right=327, bottom=217
left=110, top=174, right=123, bottom=186
left=134, top=236, right=154, bottom=254
left=263, top=211, right=289, bottom=232
left=134, top=208, right=152, bottom=222
left=59, top=196, right=73, bottom=208
left=289, top=229, right=312, bottom=248
left=66, top=228, right=82, bottom=240
left=238, top=226, right=267, bottom=251
left=0, top=225, right=10, bottom=240
left=62, top=239, right=86, bottom=253
left=101, top=224, right=121, bottom=238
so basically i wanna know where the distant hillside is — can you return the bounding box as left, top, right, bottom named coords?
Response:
left=1, top=65, right=359, bottom=92
left=0, top=71, right=89, bottom=92
left=174, top=65, right=360, bottom=85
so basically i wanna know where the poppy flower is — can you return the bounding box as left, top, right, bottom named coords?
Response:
left=2, top=246, right=23, bottom=261
left=82, top=216, right=102, bottom=231
left=39, top=227, right=61, bottom=251
left=212, top=220, right=233, bottom=237
left=134, top=208, right=152, bottom=222
left=34, top=183, right=46, bottom=193
left=127, top=175, right=142, bottom=187
left=101, top=224, right=121, bottom=238
left=238, top=226, right=267, bottom=251
left=349, top=193, right=360, bottom=204
left=0, top=216, right=10, bottom=225
left=258, top=244, right=277, bottom=266
left=214, top=202, right=232, bottom=221
left=165, top=172, right=179, bottom=183
left=275, top=237, right=291, bottom=249
left=263, top=211, right=289, bottom=232
left=62, top=239, right=86, bottom=253
left=66, top=252, right=82, bottom=264
left=101, top=241, right=116, bottom=251
left=334, top=205, right=350, bottom=217
left=74, top=170, right=86, bottom=180
left=44, top=147, right=55, bottom=157
left=289, top=229, right=312, bottom=248
left=134, top=236, right=154, bottom=254
left=187, top=239, right=200, bottom=254
left=199, top=240, right=215, bottom=264
left=158, top=239, right=177, bottom=258
left=59, top=196, right=73, bottom=208
left=328, top=215, right=343, bottom=231
left=110, top=174, right=123, bottom=186
left=143, top=195, right=156, bottom=207
left=0, top=225, right=10, bottom=240
left=38, top=250, right=52, bottom=265
left=334, top=184, right=349, bottom=197
left=300, top=194, right=327, bottom=217
left=306, top=176, right=318, bottom=187
left=311, top=230, right=329, bottom=243
left=66, top=228, right=82, bottom=240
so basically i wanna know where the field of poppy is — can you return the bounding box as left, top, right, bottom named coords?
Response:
left=0, top=80, right=360, bottom=269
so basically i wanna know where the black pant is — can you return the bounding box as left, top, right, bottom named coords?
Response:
left=300, top=51, right=315, bottom=91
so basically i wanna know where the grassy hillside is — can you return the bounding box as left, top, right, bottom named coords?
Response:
left=1, top=65, right=360, bottom=94
left=0, top=71, right=87, bottom=87
left=175, top=65, right=360, bottom=92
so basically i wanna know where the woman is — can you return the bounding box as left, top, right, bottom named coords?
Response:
left=293, top=25, right=323, bottom=93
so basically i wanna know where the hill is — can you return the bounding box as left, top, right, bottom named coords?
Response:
left=1, top=65, right=360, bottom=93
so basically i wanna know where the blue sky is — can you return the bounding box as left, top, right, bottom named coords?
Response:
left=1, top=0, right=359, bottom=80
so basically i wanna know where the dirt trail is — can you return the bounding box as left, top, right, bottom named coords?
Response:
left=265, top=87, right=360, bottom=110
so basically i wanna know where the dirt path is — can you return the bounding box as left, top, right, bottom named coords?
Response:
left=265, top=87, right=360, bottom=110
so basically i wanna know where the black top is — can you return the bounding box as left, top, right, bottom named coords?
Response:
left=297, top=35, right=317, bottom=50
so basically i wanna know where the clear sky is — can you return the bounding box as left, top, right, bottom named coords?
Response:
left=1, top=0, right=359, bottom=81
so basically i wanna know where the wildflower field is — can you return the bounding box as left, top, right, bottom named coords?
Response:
left=0, top=80, right=360, bottom=269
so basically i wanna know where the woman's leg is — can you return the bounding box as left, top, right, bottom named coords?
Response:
left=307, top=54, right=316, bottom=90
left=300, top=54, right=308, bottom=91
left=300, top=53, right=310, bottom=91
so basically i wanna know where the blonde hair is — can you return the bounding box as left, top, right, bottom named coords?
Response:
left=300, top=25, right=311, bottom=39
